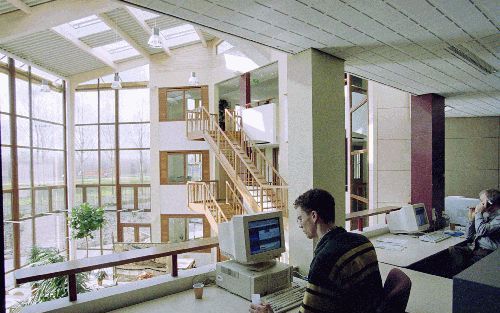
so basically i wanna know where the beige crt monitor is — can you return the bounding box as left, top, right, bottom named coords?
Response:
left=218, top=211, right=286, bottom=265
left=387, top=203, right=430, bottom=234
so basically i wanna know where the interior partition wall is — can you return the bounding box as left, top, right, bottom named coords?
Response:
left=1, top=57, right=67, bottom=289
left=74, top=81, right=151, bottom=256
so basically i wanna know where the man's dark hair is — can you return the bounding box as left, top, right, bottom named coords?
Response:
left=293, top=188, right=335, bottom=223
left=480, top=189, right=500, bottom=206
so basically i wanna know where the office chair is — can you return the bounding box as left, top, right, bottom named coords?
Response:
left=377, top=268, right=412, bottom=313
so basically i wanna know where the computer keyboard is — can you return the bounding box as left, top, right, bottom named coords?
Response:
left=419, top=231, right=451, bottom=243
left=262, top=281, right=306, bottom=313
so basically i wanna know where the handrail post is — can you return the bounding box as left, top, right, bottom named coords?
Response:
left=68, top=273, right=77, bottom=302
left=172, top=254, right=178, bottom=277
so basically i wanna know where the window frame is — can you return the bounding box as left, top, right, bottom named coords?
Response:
left=160, top=150, right=209, bottom=185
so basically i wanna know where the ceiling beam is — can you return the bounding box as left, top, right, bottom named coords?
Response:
left=0, top=0, right=120, bottom=43
left=70, top=57, right=148, bottom=85
left=52, top=24, right=118, bottom=70
left=194, top=27, right=207, bottom=48
left=5, top=0, right=32, bottom=14
left=122, top=6, right=171, bottom=56
left=98, top=13, right=151, bottom=61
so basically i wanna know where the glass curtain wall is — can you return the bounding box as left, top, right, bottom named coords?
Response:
left=1, top=56, right=67, bottom=289
left=74, top=81, right=151, bottom=255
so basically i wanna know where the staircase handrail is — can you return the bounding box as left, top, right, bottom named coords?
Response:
left=225, top=181, right=246, bottom=215
left=187, top=181, right=230, bottom=223
left=224, top=108, right=287, bottom=187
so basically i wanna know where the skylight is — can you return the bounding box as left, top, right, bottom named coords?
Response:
left=127, top=6, right=160, bottom=21
left=217, top=41, right=234, bottom=55
left=101, top=40, right=140, bottom=61
left=160, top=24, right=200, bottom=48
left=68, top=15, right=111, bottom=38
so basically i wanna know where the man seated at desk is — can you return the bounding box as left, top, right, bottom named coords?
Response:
left=449, top=188, right=500, bottom=275
left=250, top=189, right=383, bottom=313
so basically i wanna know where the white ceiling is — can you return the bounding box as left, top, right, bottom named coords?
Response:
left=121, top=0, right=500, bottom=117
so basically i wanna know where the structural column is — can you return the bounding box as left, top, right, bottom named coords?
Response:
left=411, top=94, right=445, bottom=224
left=287, top=49, right=345, bottom=273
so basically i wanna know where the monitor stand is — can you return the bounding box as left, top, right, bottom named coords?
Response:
left=246, top=260, right=276, bottom=272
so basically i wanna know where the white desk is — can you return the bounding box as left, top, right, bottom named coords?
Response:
left=379, top=263, right=452, bottom=313
left=371, top=232, right=466, bottom=267
left=108, top=264, right=452, bottom=313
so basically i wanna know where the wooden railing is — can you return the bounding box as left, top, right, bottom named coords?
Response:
left=186, top=181, right=230, bottom=230
left=14, top=238, right=219, bottom=302
left=225, top=181, right=245, bottom=216
left=186, top=106, right=288, bottom=216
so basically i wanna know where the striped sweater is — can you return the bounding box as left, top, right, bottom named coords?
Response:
left=299, top=227, right=383, bottom=313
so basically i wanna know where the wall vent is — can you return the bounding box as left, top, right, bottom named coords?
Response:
left=445, top=44, right=497, bottom=75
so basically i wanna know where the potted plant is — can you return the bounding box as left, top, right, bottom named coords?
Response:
left=94, top=270, right=109, bottom=286
left=69, top=203, right=105, bottom=258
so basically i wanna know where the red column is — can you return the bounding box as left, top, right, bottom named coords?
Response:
left=240, top=72, right=250, bottom=107
left=411, top=94, right=445, bottom=224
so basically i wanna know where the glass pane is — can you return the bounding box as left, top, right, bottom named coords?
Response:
left=75, top=151, right=98, bottom=184
left=188, top=218, right=203, bottom=240
left=19, top=189, right=32, bottom=218
left=168, top=153, right=184, bottom=183
left=3, top=191, right=12, bottom=220
left=18, top=148, right=31, bottom=188
left=35, top=189, right=49, bottom=215
left=119, top=88, right=149, bottom=122
left=0, top=72, right=9, bottom=113
left=121, top=187, right=134, bottom=210
left=75, top=91, right=98, bottom=124
left=33, top=150, right=65, bottom=186
left=123, top=227, right=135, bottom=243
left=139, top=227, right=151, bottom=243
left=100, top=125, right=115, bottom=149
left=102, top=212, right=117, bottom=247
left=100, top=150, right=115, bottom=184
left=352, top=91, right=367, bottom=108
left=2, top=147, right=11, bottom=189
left=20, top=220, right=33, bottom=266
left=4, top=223, right=14, bottom=272
left=86, top=187, right=99, bottom=207
left=17, top=116, right=30, bottom=146
left=100, top=186, right=116, bottom=209
left=15, top=77, right=29, bottom=117
left=1, top=114, right=10, bottom=144
left=52, top=188, right=66, bottom=212
left=187, top=153, right=202, bottom=181
left=138, top=187, right=150, bottom=210
left=75, top=125, right=98, bottom=150
left=169, top=218, right=186, bottom=242
left=33, top=121, right=64, bottom=149
left=119, top=150, right=150, bottom=184
left=120, top=212, right=151, bottom=223
left=351, top=103, right=368, bottom=151
left=119, top=124, right=150, bottom=148
left=74, top=187, right=83, bottom=206
left=32, top=86, right=63, bottom=123
left=166, top=90, right=184, bottom=121
left=99, top=90, right=115, bottom=123
left=35, top=214, right=66, bottom=250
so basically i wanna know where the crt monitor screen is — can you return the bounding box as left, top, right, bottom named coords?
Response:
left=248, top=217, right=281, bottom=255
left=415, top=206, right=428, bottom=226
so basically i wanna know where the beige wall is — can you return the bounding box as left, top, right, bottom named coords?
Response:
left=445, top=116, right=500, bottom=198
left=368, top=82, right=412, bottom=224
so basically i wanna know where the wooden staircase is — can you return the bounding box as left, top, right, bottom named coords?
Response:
left=186, top=107, right=288, bottom=232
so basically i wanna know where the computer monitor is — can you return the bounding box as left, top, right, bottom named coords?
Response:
left=387, top=203, right=430, bottom=233
left=218, top=211, right=285, bottom=266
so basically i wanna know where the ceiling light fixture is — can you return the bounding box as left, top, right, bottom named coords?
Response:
left=148, top=26, right=162, bottom=48
left=111, top=73, right=122, bottom=89
left=188, top=72, right=199, bottom=86
left=40, top=79, right=51, bottom=92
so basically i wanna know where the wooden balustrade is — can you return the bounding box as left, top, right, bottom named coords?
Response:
left=186, top=106, right=288, bottom=216
left=187, top=181, right=230, bottom=225
left=14, top=237, right=219, bottom=302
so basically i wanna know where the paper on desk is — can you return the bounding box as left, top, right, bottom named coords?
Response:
left=373, top=242, right=406, bottom=251
left=375, top=237, right=408, bottom=245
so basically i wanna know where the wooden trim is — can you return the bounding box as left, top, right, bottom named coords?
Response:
left=240, top=72, right=250, bottom=106
left=201, top=85, right=209, bottom=111
left=158, top=86, right=208, bottom=122
left=350, top=97, right=368, bottom=113
left=350, top=149, right=368, bottom=155
left=115, top=88, right=122, bottom=242
left=75, top=82, right=148, bottom=91
left=160, top=214, right=211, bottom=252
left=350, top=194, right=369, bottom=204
left=345, top=206, right=400, bottom=221
left=160, top=150, right=210, bottom=185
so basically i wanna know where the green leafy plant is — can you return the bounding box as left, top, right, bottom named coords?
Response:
left=11, top=247, right=90, bottom=311
left=69, top=203, right=105, bottom=258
